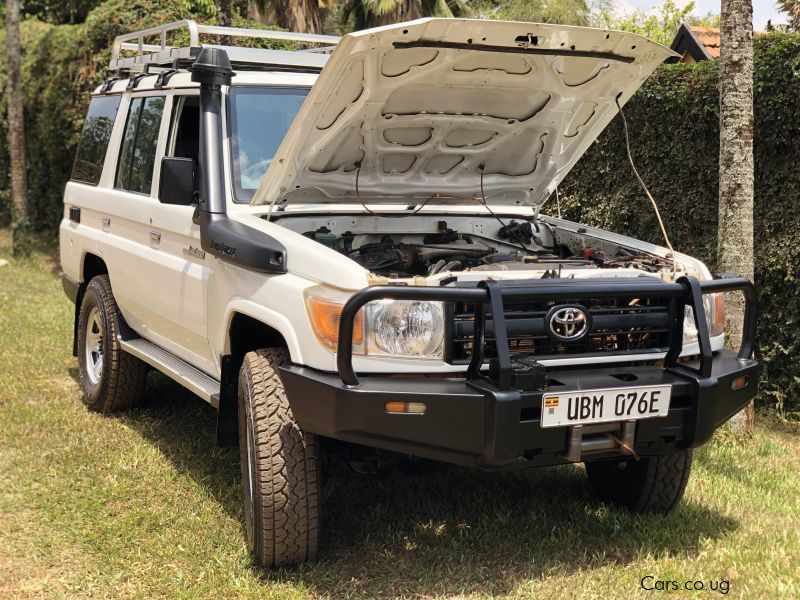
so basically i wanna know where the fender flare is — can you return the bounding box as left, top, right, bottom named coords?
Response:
left=222, top=298, right=304, bottom=364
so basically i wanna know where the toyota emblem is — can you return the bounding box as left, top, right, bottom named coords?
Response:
left=545, top=305, right=591, bottom=342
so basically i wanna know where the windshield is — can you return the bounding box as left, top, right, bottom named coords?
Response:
left=229, top=86, right=309, bottom=203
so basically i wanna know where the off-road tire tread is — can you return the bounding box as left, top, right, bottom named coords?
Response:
left=586, top=449, right=693, bottom=514
left=239, top=348, right=320, bottom=567
left=77, top=275, right=147, bottom=412
left=633, top=449, right=693, bottom=513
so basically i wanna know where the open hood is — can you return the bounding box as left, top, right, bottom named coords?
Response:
left=250, top=19, right=675, bottom=209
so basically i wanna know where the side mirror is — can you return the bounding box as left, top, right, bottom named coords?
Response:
left=159, top=156, right=195, bottom=205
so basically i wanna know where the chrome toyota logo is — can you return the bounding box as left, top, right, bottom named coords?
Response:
left=545, top=305, right=591, bottom=342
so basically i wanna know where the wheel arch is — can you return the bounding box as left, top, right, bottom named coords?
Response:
left=71, top=253, right=110, bottom=357
left=216, top=305, right=302, bottom=448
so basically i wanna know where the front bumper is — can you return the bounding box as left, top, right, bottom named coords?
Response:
left=280, top=349, right=759, bottom=470
left=282, top=274, right=758, bottom=469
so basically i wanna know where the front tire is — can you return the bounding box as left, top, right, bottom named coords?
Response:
left=585, top=449, right=693, bottom=514
left=238, top=348, right=320, bottom=567
left=76, top=275, right=148, bottom=412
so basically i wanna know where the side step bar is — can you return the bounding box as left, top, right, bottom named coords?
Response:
left=120, top=337, right=220, bottom=408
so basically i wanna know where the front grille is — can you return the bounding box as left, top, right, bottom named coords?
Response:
left=449, top=295, right=673, bottom=363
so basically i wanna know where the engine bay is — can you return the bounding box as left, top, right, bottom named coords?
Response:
left=269, top=211, right=675, bottom=280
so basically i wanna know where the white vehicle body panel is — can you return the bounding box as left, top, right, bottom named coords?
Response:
left=252, top=19, right=676, bottom=208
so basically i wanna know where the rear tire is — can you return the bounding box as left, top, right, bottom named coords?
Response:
left=238, top=348, right=320, bottom=567
left=76, top=275, right=148, bottom=412
left=585, top=449, right=693, bottom=514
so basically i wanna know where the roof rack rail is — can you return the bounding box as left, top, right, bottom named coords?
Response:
left=110, top=20, right=340, bottom=73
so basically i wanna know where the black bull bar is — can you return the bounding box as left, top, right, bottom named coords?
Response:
left=335, top=276, right=757, bottom=388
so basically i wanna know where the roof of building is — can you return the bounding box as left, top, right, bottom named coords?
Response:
left=669, top=23, right=719, bottom=62
left=669, top=23, right=767, bottom=63
left=688, top=25, right=721, bottom=59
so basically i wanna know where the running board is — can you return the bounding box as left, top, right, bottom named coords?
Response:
left=120, top=338, right=220, bottom=408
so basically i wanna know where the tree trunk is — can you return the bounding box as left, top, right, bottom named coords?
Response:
left=273, top=0, right=324, bottom=34
left=719, top=0, right=755, bottom=433
left=216, top=0, right=234, bottom=27
left=5, top=0, right=30, bottom=256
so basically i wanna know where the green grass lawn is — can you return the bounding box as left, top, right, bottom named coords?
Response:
left=1, top=234, right=799, bottom=599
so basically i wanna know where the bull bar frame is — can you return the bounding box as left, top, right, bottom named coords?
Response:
left=335, top=275, right=757, bottom=388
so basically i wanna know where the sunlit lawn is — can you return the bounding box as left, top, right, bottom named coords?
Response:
left=1, top=232, right=798, bottom=598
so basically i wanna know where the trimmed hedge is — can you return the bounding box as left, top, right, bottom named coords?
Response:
left=558, top=33, right=800, bottom=418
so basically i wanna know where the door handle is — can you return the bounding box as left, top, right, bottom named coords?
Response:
left=102, top=217, right=111, bottom=232
left=149, top=231, right=161, bottom=249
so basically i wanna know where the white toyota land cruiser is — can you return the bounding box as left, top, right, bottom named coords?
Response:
left=60, top=19, right=759, bottom=567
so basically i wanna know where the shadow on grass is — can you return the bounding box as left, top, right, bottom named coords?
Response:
left=124, top=373, right=738, bottom=597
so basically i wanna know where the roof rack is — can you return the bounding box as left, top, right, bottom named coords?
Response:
left=110, top=20, right=340, bottom=73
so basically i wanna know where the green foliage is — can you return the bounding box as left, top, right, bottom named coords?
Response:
left=0, top=0, right=296, bottom=232
left=4, top=0, right=190, bottom=231
left=20, top=1, right=106, bottom=25
left=557, top=33, right=800, bottom=418
left=468, top=0, right=590, bottom=26
left=591, top=0, right=711, bottom=46
left=340, top=0, right=465, bottom=29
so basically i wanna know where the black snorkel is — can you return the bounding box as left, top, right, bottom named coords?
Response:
left=190, top=47, right=287, bottom=273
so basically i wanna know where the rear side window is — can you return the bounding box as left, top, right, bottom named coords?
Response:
left=71, top=95, right=122, bottom=185
left=115, top=96, right=165, bottom=194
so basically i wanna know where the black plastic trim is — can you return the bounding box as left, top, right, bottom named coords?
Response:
left=392, top=40, right=636, bottom=64
left=200, top=212, right=287, bottom=273
left=61, top=273, right=80, bottom=304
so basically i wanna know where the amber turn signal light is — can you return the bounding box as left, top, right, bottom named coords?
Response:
left=305, top=295, right=364, bottom=349
left=385, top=401, right=427, bottom=414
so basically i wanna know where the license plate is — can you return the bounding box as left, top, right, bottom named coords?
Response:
left=540, top=385, right=672, bottom=428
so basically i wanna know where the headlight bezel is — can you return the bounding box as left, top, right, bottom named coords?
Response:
left=304, top=286, right=445, bottom=361
left=683, top=292, right=725, bottom=345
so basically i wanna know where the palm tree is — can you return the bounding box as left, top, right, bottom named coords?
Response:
left=341, top=0, right=462, bottom=30
left=777, top=0, right=800, bottom=29
left=246, top=0, right=331, bottom=33
left=718, top=0, right=755, bottom=433
left=216, top=0, right=234, bottom=26
left=5, top=0, right=30, bottom=255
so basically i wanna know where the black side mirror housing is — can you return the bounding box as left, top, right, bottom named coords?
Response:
left=159, top=157, right=195, bottom=205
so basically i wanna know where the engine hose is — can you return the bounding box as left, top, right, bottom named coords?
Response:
left=428, top=259, right=447, bottom=275
left=441, top=261, right=462, bottom=273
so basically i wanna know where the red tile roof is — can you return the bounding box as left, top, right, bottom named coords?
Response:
left=689, top=25, right=721, bottom=59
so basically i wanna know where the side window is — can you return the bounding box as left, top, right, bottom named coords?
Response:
left=71, top=95, right=122, bottom=185
left=115, top=96, right=165, bottom=194
left=168, top=96, right=200, bottom=164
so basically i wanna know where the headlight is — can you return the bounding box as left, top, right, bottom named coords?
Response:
left=304, top=286, right=444, bottom=360
left=683, top=293, right=725, bottom=344
left=367, top=300, right=444, bottom=359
